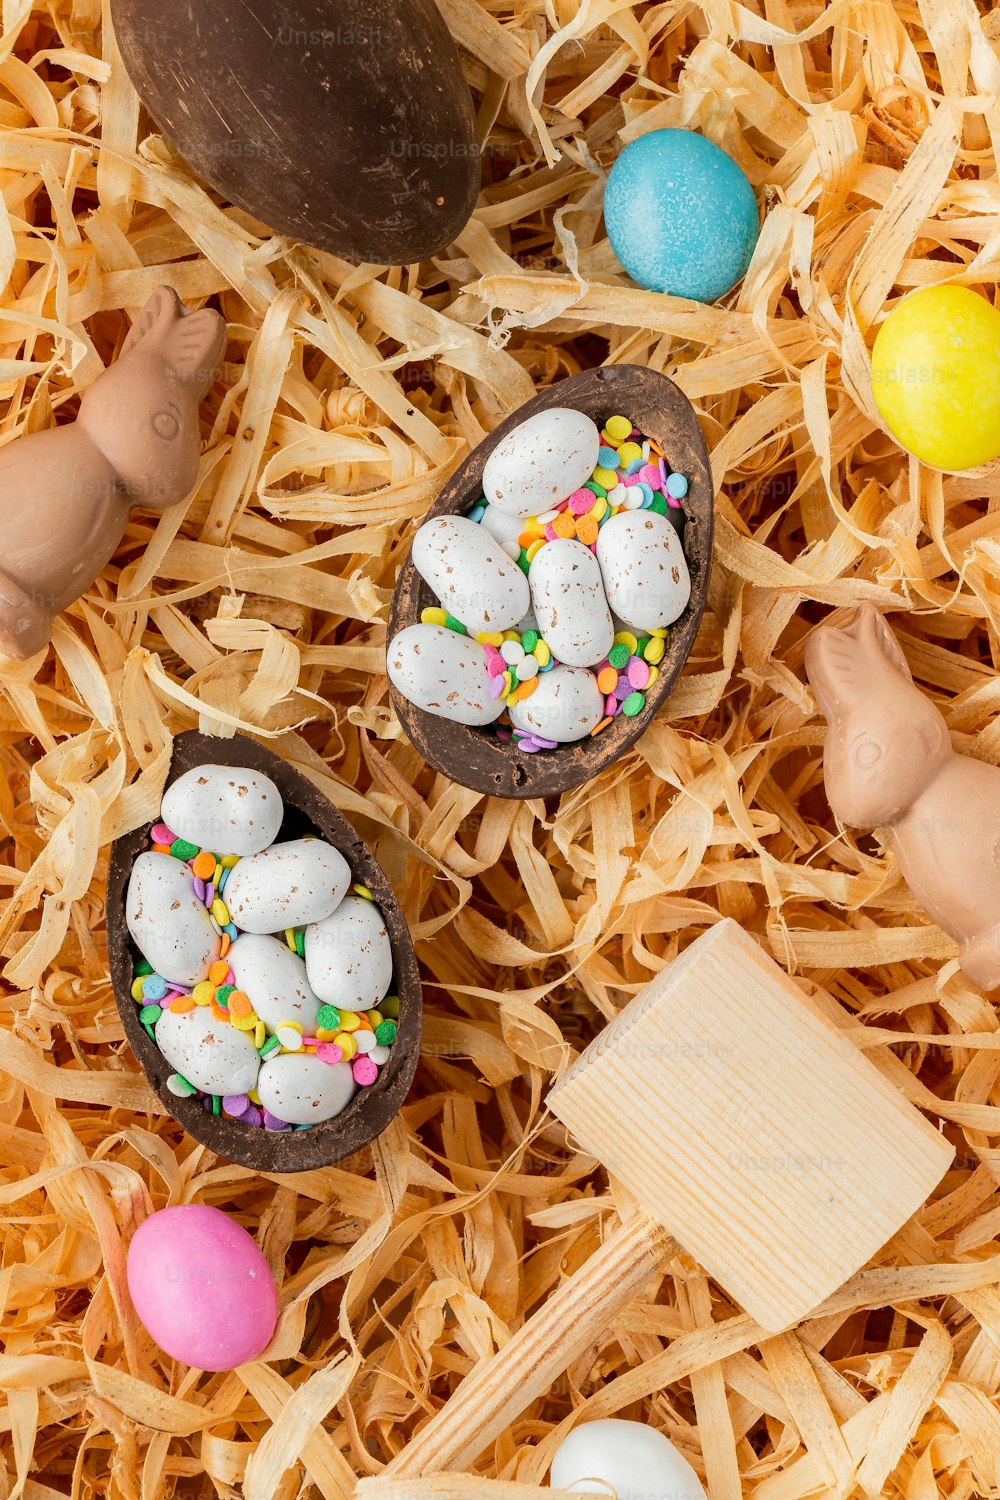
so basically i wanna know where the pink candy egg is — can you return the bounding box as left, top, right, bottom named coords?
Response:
left=126, top=1205, right=277, bottom=1370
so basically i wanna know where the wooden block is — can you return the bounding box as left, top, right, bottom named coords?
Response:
left=549, top=919, right=952, bottom=1331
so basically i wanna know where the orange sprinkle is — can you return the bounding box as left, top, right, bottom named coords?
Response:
left=152, top=843, right=172, bottom=855
left=210, top=999, right=230, bottom=1023
left=517, top=530, right=537, bottom=549
left=590, top=716, right=613, bottom=737
left=597, top=666, right=618, bottom=694
left=219, top=932, right=231, bottom=957
left=647, top=438, right=665, bottom=456
left=192, top=851, right=216, bottom=879
left=208, top=959, right=229, bottom=985
left=169, top=994, right=196, bottom=1013
left=510, top=677, right=538, bottom=704
left=227, top=989, right=253, bottom=1019
left=576, top=515, right=599, bottom=545
left=552, top=511, right=576, bottom=539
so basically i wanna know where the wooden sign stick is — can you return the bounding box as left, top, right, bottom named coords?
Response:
left=387, top=920, right=952, bottom=1478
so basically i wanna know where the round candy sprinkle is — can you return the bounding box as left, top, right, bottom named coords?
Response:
left=584, top=480, right=607, bottom=499
left=208, top=959, right=230, bottom=985
left=638, top=463, right=661, bottom=488
left=623, top=485, right=645, bottom=510
left=644, top=636, right=666, bottom=665
left=501, top=640, right=525, bottom=665
left=622, top=691, right=646, bottom=716
left=223, top=1093, right=250, bottom=1117
left=150, top=823, right=175, bottom=845
left=569, top=488, right=594, bottom=515
left=192, top=980, right=215, bottom=1005
left=354, top=1029, right=377, bottom=1054
left=315, top=1043, right=344, bottom=1064
left=263, top=1111, right=288, bottom=1131
left=192, top=850, right=216, bottom=880
left=608, top=643, right=630, bottom=670
left=597, top=446, right=620, bottom=470
left=193, top=876, right=206, bottom=902
left=381, top=996, right=400, bottom=1019
left=628, top=656, right=651, bottom=689
left=130, top=977, right=146, bottom=1002
left=421, top=606, right=448, bottom=626
left=375, top=1020, right=397, bottom=1045
left=605, top=415, right=632, bottom=442
left=211, top=897, right=230, bottom=925
left=522, top=629, right=540, bottom=653
left=335, top=1032, right=357, bottom=1060
left=259, top=1035, right=282, bottom=1059
left=167, top=1073, right=197, bottom=1097
left=142, top=973, right=168, bottom=1001
left=138, top=1004, right=163, bottom=1025
left=666, top=471, right=689, bottom=499
left=370, top=1045, right=392, bottom=1065
left=316, top=1004, right=341, bottom=1031
left=516, top=656, right=539, bottom=681
left=170, top=838, right=199, bottom=861
left=353, top=1055, right=379, bottom=1086
left=277, top=1022, right=303, bottom=1050
left=592, top=465, right=617, bottom=489
left=597, top=665, right=617, bottom=694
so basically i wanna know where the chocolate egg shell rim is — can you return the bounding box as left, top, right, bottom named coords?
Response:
left=387, top=365, right=715, bottom=798
left=107, top=731, right=422, bottom=1173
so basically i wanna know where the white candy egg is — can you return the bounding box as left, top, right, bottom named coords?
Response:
left=411, top=515, right=529, bottom=634
left=483, top=408, right=601, bottom=517
left=478, top=504, right=524, bottom=560
left=529, top=538, right=614, bottom=668
left=228, top=934, right=322, bottom=1036
left=161, top=765, right=283, bottom=858
left=596, top=512, right=691, bottom=631
left=126, top=851, right=219, bottom=986
left=550, top=1419, right=707, bottom=1500
left=508, top=666, right=603, bottom=743
left=256, top=1051, right=357, bottom=1125
left=221, top=838, right=350, bottom=933
left=305, top=894, right=393, bottom=1010
left=388, top=624, right=505, bottom=727
left=154, top=1005, right=261, bottom=1097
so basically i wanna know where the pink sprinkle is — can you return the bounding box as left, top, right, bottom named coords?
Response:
left=495, top=728, right=512, bottom=740
left=544, top=523, right=557, bottom=542
left=589, top=543, right=598, bottom=555
left=639, top=464, right=660, bottom=489
left=627, top=656, right=651, bottom=690
left=555, top=497, right=570, bottom=511
left=151, top=823, right=175, bottom=844
left=568, top=489, right=594, bottom=515
left=316, top=1043, right=344, bottom=1064
left=223, top=1093, right=249, bottom=1116
left=162, top=991, right=184, bottom=1007
left=353, top=1055, right=379, bottom=1087
left=487, top=654, right=506, bottom=678
left=606, top=694, right=620, bottom=716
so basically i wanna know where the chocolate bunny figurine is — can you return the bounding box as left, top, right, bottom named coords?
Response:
left=0, top=286, right=226, bottom=659
left=806, top=604, right=1000, bottom=990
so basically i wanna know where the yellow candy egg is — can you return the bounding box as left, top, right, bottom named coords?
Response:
left=871, top=285, right=1000, bottom=471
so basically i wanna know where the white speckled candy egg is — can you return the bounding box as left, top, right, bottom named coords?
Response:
left=550, top=1419, right=707, bottom=1500
left=228, top=935, right=322, bottom=1036
left=256, top=1051, right=357, bottom=1125
left=508, top=665, right=603, bottom=743
left=411, top=515, right=528, bottom=634
left=596, top=511, right=691, bottom=631
left=305, top=894, right=392, bottom=1009
left=221, top=839, right=350, bottom=933
left=483, top=407, right=601, bottom=517
left=154, top=1005, right=261, bottom=1096
left=387, top=624, right=505, bottom=727
left=161, top=765, right=283, bottom=858
left=529, top=538, right=614, bottom=668
left=478, top=504, right=523, bottom=560
left=126, top=851, right=219, bottom=986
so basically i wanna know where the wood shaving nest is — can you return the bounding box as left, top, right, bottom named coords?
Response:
left=1, top=0, right=1000, bottom=1496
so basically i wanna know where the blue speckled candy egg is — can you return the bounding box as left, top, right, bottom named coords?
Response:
left=604, top=129, right=759, bottom=302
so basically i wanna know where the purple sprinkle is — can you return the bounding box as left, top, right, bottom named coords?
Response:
left=223, top=1093, right=249, bottom=1116
left=613, top=676, right=632, bottom=702
left=263, top=1110, right=289, bottom=1131
left=532, top=735, right=559, bottom=749
left=204, top=882, right=214, bottom=906
left=193, top=876, right=206, bottom=901
left=489, top=674, right=506, bottom=700
left=243, top=1104, right=263, bottom=1128
left=518, top=738, right=542, bottom=753
left=169, top=982, right=193, bottom=994
left=201, top=1096, right=214, bottom=1113
left=658, top=456, right=668, bottom=490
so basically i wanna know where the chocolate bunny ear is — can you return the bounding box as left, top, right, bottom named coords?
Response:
left=847, top=605, right=912, bottom=681
left=162, top=309, right=227, bottom=395
left=120, top=286, right=182, bottom=358
left=804, top=605, right=910, bottom=718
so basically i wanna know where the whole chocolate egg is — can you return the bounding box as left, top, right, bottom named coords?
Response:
left=112, top=0, right=480, bottom=264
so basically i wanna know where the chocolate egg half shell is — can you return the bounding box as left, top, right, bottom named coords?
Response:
left=112, top=0, right=480, bottom=264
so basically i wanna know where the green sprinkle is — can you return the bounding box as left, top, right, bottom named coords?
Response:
left=259, top=1035, right=282, bottom=1058
left=608, top=643, right=630, bottom=670
left=294, top=928, right=305, bottom=958
left=584, top=481, right=606, bottom=498
left=375, top=1020, right=397, bottom=1046
left=212, top=1093, right=221, bottom=1115
left=215, top=984, right=234, bottom=1007
left=521, top=629, right=540, bottom=653
left=133, top=958, right=154, bottom=978
left=170, top=838, right=199, bottom=861
left=167, top=1072, right=197, bottom=1097
left=622, top=690, right=646, bottom=717
left=317, top=1004, right=341, bottom=1031
left=516, top=549, right=531, bottom=574
left=138, top=1004, right=162, bottom=1025
left=143, top=1023, right=156, bottom=1042
left=380, top=995, right=400, bottom=1020
left=444, top=614, right=467, bottom=634
left=649, top=494, right=667, bottom=515
left=635, top=636, right=651, bottom=656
